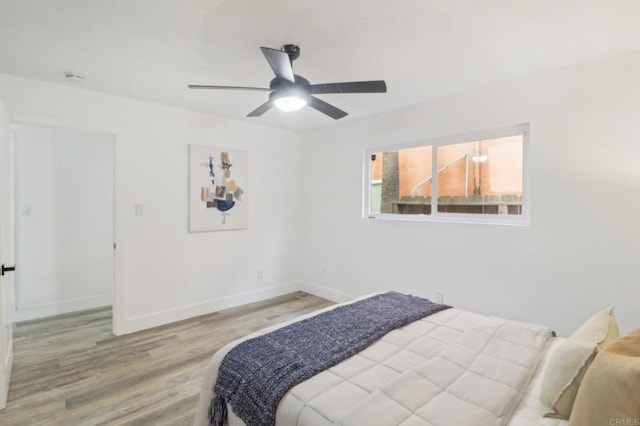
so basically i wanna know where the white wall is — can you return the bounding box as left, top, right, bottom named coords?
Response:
left=0, top=73, right=305, bottom=334
left=300, top=51, right=640, bottom=337
left=13, top=124, right=114, bottom=321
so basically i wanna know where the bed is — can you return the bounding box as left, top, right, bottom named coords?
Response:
left=194, top=293, right=569, bottom=426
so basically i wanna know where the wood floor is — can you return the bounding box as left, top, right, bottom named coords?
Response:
left=0, top=292, right=333, bottom=426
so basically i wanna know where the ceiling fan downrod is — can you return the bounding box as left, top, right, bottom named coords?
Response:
left=282, top=44, right=301, bottom=63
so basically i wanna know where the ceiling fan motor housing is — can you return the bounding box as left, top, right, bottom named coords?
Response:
left=269, top=75, right=310, bottom=91
left=269, top=75, right=311, bottom=104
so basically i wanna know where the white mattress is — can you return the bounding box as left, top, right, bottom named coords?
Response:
left=195, top=299, right=565, bottom=426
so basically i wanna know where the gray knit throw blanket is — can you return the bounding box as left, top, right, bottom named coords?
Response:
left=209, top=292, right=451, bottom=426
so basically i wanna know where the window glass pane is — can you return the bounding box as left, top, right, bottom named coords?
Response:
left=370, top=146, right=433, bottom=215
left=436, top=135, right=523, bottom=215
left=369, top=152, right=383, bottom=214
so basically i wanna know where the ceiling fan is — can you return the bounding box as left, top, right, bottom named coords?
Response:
left=188, top=44, right=387, bottom=120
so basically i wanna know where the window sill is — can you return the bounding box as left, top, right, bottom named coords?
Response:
left=366, top=213, right=530, bottom=226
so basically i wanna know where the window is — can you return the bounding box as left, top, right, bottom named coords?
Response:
left=364, top=124, right=529, bottom=225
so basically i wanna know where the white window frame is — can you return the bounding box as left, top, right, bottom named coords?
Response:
left=363, top=123, right=530, bottom=226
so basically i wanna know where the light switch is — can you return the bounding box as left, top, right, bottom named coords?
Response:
left=22, top=204, right=32, bottom=216
left=135, top=203, right=144, bottom=217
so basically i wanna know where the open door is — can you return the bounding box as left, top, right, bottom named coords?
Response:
left=0, top=98, right=15, bottom=409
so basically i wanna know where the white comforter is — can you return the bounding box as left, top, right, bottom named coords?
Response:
left=195, top=302, right=557, bottom=426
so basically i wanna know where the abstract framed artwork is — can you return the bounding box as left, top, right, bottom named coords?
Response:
left=188, top=145, right=248, bottom=232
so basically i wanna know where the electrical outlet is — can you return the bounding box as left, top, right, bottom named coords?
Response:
left=435, top=292, right=444, bottom=304
left=257, top=269, right=264, bottom=280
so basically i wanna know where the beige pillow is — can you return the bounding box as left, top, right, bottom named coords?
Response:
left=540, top=307, right=620, bottom=419
left=569, top=328, right=640, bottom=426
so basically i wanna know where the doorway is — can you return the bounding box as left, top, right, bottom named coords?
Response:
left=12, top=124, right=115, bottom=322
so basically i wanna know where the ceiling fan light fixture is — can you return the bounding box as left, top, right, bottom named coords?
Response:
left=273, top=92, right=307, bottom=112
left=188, top=44, right=386, bottom=119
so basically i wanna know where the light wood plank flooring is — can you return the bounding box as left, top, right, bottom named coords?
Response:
left=0, top=291, right=333, bottom=426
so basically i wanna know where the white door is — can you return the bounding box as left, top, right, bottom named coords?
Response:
left=0, top=99, right=15, bottom=409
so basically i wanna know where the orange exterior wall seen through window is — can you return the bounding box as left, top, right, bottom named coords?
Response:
left=372, top=135, right=523, bottom=198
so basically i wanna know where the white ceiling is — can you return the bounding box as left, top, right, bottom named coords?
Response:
left=1, top=0, right=639, bottom=132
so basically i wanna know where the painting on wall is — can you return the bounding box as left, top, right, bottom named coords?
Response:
left=188, top=145, right=248, bottom=232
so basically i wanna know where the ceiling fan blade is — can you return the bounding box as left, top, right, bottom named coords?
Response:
left=247, top=101, right=273, bottom=117
left=260, top=47, right=295, bottom=83
left=309, top=80, right=387, bottom=95
left=188, top=85, right=270, bottom=91
left=308, top=96, right=348, bottom=120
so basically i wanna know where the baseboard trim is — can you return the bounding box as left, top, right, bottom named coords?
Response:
left=298, top=282, right=355, bottom=303
left=15, top=294, right=113, bottom=322
left=121, top=284, right=300, bottom=335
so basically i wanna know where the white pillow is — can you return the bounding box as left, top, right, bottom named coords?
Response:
left=540, top=307, right=620, bottom=419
